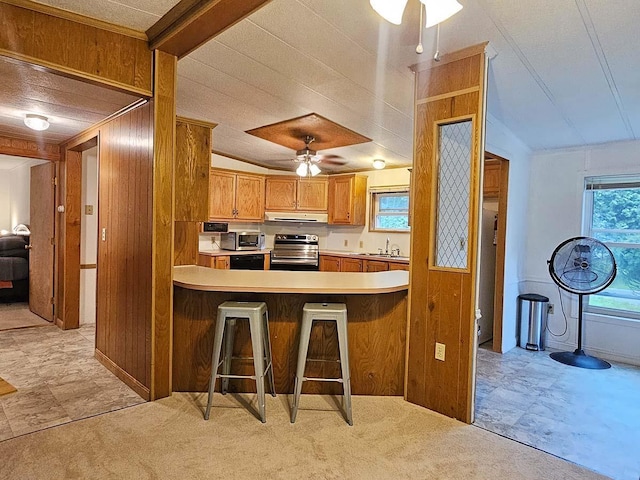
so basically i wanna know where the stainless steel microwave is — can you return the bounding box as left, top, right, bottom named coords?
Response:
left=220, top=231, right=265, bottom=251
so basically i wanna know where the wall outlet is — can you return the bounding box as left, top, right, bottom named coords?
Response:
left=344, top=239, right=348, bottom=247
left=359, top=240, right=364, bottom=248
left=548, top=303, right=554, bottom=315
left=435, top=342, right=446, bottom=361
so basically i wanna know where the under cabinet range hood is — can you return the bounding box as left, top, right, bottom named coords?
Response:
left=264, top=211, right=328, bottom=223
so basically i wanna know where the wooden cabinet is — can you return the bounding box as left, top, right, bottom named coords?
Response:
left=365, top=259, right=389, bottom=272
left=197, top=254, right=230, bottom=269
left=483, top=161, right=500, bottom=198
left=209, top=169, right=265, bottom=222
left=320, top=254, right=405, bottom=272
left=319, top=255, right=341, bottom=272
left=388, top=262, right=410, bottom=271
left=265, top=176, right=328, bottom=212
left=341, top=257, right=363, bottom=272
left=175, top=118, right=215, bottom=222
left=328, top=174, right=367, bottom=225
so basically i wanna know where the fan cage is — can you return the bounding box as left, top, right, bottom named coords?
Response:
left=548, top=236, right=617, bottom=295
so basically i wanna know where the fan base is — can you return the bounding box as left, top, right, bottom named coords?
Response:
left=550, top=349, right=611, bottom=369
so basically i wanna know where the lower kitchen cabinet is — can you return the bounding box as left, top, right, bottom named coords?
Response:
left=341, top=257, right=363, bottom=272
left=197, top=254, right=229, bottom=269
left=388, top=262, right=409, bottom=271
left=319, top=255, right=341, bottom=272
left=364, top=259, right=389, bottom=272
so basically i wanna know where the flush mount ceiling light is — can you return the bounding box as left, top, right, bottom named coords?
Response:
left=372, top=159, right=386, bottom=170
left=370, top=0, right=463, bottom=59
left=24, top=114, right=50, bottom=131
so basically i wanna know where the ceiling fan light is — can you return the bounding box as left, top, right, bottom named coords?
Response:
left=309, top=163, right=321, bottom=176
left=24, top=114, right=50, bottom=131
left=372, top=159, right=386, bottom=170
left=296, top=162, right=308, bottom=177
left=370, top=0, right=409, bottom=25
left=421, top=0, right=463, bottom=28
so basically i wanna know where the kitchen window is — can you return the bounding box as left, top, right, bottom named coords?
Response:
left=583, top=175, right=640, bottom=319
left=370, top=186, right=410, bottom=232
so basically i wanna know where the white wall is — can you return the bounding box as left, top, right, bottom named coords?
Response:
left=524, top=139, right=640, bottom=366
left=0, top=157, right=47, bottom=232
left=80, top=148, right=98, bottom=325
left=201, top=154, right=411, bottom=255
left=485, top=113, right=532, bottom=352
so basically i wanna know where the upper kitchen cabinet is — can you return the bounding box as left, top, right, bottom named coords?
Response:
left=483, top=160, right=501, bottom=198
left=175, top=117, right=216, bottom=222
left=328, top=174, right=367, bottom=225
left=265, top=176, right=328, bottom=211
left=209, top=169, right=265, bottom=222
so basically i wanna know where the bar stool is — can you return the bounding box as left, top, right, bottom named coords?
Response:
left=204, top=301, right=276, bottom=423
left=291, top=302, right=353, bottom=426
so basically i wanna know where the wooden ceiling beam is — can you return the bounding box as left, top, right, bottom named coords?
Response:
left=147, top=0, right=272, bottom=59
left=0, top=133, right=60, bottom=161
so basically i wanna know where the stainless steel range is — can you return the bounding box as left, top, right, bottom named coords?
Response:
left=270, top=234, right=319, bottom=271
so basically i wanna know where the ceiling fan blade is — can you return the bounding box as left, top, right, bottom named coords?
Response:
left=318, top=154, right=347, bottom=166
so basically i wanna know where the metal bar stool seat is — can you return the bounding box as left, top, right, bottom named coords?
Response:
left=291, top=302, right=352, bottom=425
left=204, top=301, right=276, bottom=423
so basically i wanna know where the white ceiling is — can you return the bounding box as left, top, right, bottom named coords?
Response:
left=30, top=0, right=640, bottom=173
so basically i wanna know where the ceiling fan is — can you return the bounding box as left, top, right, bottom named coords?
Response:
left=292, top=135, right=346, bottom=177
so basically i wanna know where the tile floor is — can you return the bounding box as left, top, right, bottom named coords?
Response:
left=0, top=321, right=145, bottom=441
left=474, top=344, right=640, bottom=480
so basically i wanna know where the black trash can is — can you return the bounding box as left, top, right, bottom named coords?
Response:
left=517, top=293, right=549, bottom=351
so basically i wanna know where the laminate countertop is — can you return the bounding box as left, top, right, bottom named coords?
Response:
left=173, top=265, right=409, bottom=294
left=198, top=249, right=270, bottom=257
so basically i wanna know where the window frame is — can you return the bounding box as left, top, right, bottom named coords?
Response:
left=583, top=175, right=640, bottom=321
left=369, top=186, right=411, bottom=233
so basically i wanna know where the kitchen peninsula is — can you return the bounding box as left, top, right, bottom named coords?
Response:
left=173, top=265, right=409, bottom=396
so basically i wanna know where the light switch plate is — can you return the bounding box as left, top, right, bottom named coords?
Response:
left=435, top=342, right=446, bottom=361
left=84, top=205, right=94, bottom=215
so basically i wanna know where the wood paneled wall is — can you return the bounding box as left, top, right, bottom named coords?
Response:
left=173, top=289, right=407, bottom=396
left=96, top=102, right=154, bottom=399
left=406, top=44, right=488, bottom=423
left=150, top=50, right=177, bottom=400
left=0, top=2, right=152, bottom=95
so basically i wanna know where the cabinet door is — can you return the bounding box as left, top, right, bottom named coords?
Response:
left=388, top=262, right=409, bottom=271
left=197, top=254, right=214, bottom=268
left=365, top=260, right=389, bottom=272
left=214, top=256, right=230, bottom=269
left=297, top=178, right=328, bottom=211
left=328, top=176, right=353, bottom=224
left=265, top=177, right=297, bottom=211
left=320, top=255, right=341, bottom=272
left=235, top=174, right=265, bottom=221
left=341, top=257, right=363, bottom=272
left=175, top=120, right=211, bottom=222
left=483, top=161, right=500, bottom=198
left=209, top=170, right=236, bottom=220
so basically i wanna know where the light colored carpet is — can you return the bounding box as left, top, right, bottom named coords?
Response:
left=0, top=377, right=16, bottom=396
left=0, top=303, right=50, bottom=331
left=0, top=393, right=607, bottom=479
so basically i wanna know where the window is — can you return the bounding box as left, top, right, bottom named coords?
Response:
left=584, top=175, right=640, bottom=319
left=370, top=187, right=410, bottom=232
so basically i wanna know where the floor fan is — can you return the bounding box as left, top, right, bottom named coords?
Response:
left=547, top=236, right=617, bottom=369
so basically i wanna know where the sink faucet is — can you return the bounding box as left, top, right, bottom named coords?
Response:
left=385, top=237, right=390, bottom=255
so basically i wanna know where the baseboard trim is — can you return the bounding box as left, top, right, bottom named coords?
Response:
left=546, top=340, right=640, bottom=367
left=95, top=349, right=150, bottom=401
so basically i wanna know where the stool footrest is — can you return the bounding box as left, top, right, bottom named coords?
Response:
left=217, top=374, right=257, bottom=380
left=305, top=358, right=341, bottom=363
left=302, top=377, right=344, bottom=383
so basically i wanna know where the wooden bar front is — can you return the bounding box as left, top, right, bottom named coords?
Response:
left=173, top=288, right=407, bottom=396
